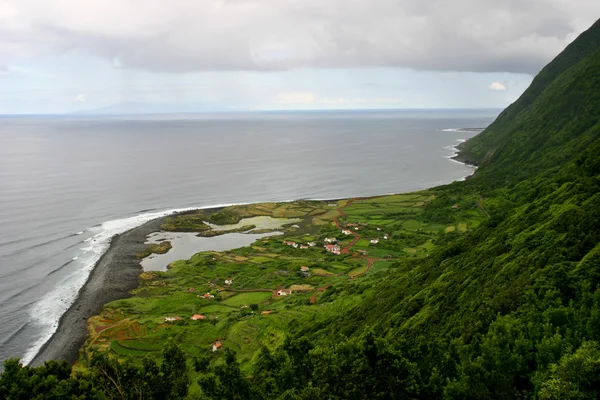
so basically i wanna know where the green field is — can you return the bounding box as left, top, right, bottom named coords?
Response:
left=221, top=291, right=273, bottom=306
left=81, top=191, right=485, bottom=376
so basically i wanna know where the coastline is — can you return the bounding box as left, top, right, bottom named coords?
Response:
left=29, top=216, right=168, bottom=366
left=451, top=142, right=479, bottom=168
left=27, top=145, right=479, bottom=366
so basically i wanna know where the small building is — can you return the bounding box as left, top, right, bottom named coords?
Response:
left=452, top=204, right=460, bottom=209
left=224, top=278, right=233, bottom=285
left=383, top=234, right=390, bottom=240
left=354, top=227, right=359, bottom=231
left=202, top=293, right=215, bottom=299
left=292, top=243, right=299, bottom=248
left=277, top=289, right=291, bottom=296
left=261, top=310, right=273, bottom=315
left=325, top=244, right=341, bottom=255
left=342, top=229, right=352, bottom=235
left=376, top=227, right=382, bottom=231
left=307, top=242, right=317, bottom=247
left=164, top=317, right=178, bottom=322
left=299, top=245, right=309, bottom=249
left=190, top=314, right=206, bottom=321
left=187, top=287, right=196, bottom=293
left=212, top=341, right=222, bottom=352
left=300, top=266, right=310, bottom=272
left=283, top=240, right=296, bottom=246
left=357, top=249, right=368, bottom=255
left=324, top=237, right=338, bottom=243
left=370, top=238, right=380, bottom=245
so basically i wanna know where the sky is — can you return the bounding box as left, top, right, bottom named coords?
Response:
left=0, top=0, right=599, bottom=114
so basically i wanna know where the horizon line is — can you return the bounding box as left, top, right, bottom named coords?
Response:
left=0, top=107, right=504, bottom=117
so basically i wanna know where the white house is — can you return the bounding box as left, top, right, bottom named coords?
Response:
left=224, top=278, right=233, bottom=285
left=325, top=244, right=341, bottom=255
left=342, top=229, right=352, bottom=235
left=277, top=289, right=291, bottom=296
left=370, top=238, right=380, bottom=245
left=324, top=237, right=337, bottom=243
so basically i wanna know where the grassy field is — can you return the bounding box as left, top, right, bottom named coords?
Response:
left=81, top=191, right=487, bottom=378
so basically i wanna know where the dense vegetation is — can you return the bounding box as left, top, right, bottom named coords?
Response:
left=2, top=18, right=600, bottom=399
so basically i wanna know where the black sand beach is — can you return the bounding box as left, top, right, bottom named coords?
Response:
left=29, top=216, right=169, bottom=366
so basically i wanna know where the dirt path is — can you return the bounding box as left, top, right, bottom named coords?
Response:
left=350, top=257, right=378, bottom=279
left=310, top=283, right=334, bottom=304
left=309, top=199, right=387, bottom=301
left=333, top=199, right=359, bottom=254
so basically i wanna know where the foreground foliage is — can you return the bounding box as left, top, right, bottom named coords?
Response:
left=0, top=340, right=188, bottom=400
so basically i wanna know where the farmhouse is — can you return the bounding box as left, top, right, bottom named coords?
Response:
left=224, top=278, right=233, bottom=285
left=325, top=244, right=341, bottom=255
left=370, top=238, right=380, bottom=245
left=277, top=289, right=291, bottom=296
left=300, top=266, right=310, bottom=272
left=342, top=229, right=352, bottom=235
left=190, top=314, right=206, bottom=320
left=212, top=341, right=222, bottom=352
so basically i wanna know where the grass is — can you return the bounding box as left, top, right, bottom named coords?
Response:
left=222, top=291, right=273, bottom=307
left=348, top=266, right=368, bottom=278
left=81, top=192, right=483, bottom=374
left=135, top=241, right=172, bottom=259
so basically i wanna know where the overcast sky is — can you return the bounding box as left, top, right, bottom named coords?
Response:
left=0, top=0, right=598, bottom=114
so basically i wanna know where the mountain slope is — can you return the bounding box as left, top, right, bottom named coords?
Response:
left=238, top=18, right=600, bottom=399
left=457, top=18, right=600, bottom=186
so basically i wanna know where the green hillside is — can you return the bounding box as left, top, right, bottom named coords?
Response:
left=457, top=18, right=600, bottom=182
left=2, top=18, right=600, bottom=400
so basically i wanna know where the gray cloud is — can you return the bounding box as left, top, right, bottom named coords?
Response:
left=0, top=0, right=599, bottom=74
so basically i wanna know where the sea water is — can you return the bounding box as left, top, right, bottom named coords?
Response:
left=0, top=109, right=498, bottom=364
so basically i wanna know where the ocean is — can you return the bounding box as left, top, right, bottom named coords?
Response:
left=0, top=109, right=499, bottom=364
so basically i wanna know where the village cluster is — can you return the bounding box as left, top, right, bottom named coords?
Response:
left=282, top=226, right=390, bottom=256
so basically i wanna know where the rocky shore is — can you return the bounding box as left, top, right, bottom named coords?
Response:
left=29, top=216, right=168, bottom=366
